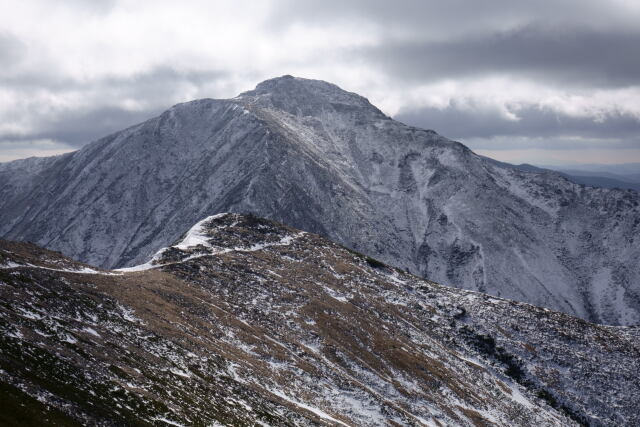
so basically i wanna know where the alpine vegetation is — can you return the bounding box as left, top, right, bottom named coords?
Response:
left=1, top=214, right=638, bottom=426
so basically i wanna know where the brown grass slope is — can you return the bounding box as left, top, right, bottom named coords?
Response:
left=0, top=214, right=637, bottom=426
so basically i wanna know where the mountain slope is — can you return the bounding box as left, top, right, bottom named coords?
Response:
left=1, top=214, right=638, bottom=426
left=1, top=76, right=639, bottom=326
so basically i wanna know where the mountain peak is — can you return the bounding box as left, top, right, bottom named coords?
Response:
left=248, top=75, right=340, bottom=95
left=3, top=77, right=640, bottom=328
left=238, top=75, right=385, bottom=117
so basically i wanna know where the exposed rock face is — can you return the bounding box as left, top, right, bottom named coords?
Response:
left=1, top=76, right=639, bottom=325
left=1, top=214, right=638, bottom=426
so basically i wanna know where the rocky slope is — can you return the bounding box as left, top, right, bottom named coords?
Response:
left=1, top=76, right=639, bottom=326
left=1, top=213, right=638, bottom=426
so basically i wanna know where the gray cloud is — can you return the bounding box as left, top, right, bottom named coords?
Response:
left=270, top=0, right=634, bottom=34
left=461, top=135, right=640, bottom=153
left=357, top=25, right=640, bottom=88
left=396, top=104, right=640, bottom=159
left=54, top=0, right=117, bottom=15
left=396, top=104, right=640, bottom=143
left=0, top=32, right=25, bottom=66
left=0, top=66, right=227, bottom=95
left=0, top=67, right=230, bottom=147
left=2, top=106, right=163, bottom=147
left=269, top=0, right=640, bottom=89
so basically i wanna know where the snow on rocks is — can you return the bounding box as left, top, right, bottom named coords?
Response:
left=117, top=213, right=305, bottom=272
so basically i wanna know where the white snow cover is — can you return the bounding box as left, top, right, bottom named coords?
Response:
left=174, top=213, right=228, bottom=250
left=0, top=261, right=22, bottom=269
left=117, top=213, right=305, bottom=272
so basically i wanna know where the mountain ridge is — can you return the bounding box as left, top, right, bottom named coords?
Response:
left=1, top=75, right=639, bottom=326
left=1, top=213, right=638, bottom=426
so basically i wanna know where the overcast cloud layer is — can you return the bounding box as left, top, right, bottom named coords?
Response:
left=1, top=0, right=639, bottom=164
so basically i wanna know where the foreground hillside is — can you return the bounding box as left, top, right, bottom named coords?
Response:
left=1, top=214, right=638, bottom=426
left=1, top=76, right=639, bottom=326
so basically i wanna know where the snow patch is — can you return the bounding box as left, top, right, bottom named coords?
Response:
left=152, top=416, right=186, bottom=427
left=82, top=327, right=101, bottom=337
left=118, top=214, right=304, bottom=272
left=269, top=389, right=350, bottom=426
left=0, top=261, right=22, bottom=269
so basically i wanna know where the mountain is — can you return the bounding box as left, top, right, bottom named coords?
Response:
left=1, top=213, right=638, bottom=426
left=1, top=75, right=639, bottom=326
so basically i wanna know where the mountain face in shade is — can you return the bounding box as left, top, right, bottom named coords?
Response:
left=1, top=75, right=639, bottom=326
left=1, top=214, right=638, bottom=426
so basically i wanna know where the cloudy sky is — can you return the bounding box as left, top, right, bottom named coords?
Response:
left=1, top=0, right=639, bottom=165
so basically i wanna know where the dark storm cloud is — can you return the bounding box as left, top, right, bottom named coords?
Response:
left=272, top=0, right=640, bottom=88
left=270, top=0, right=624, bottom=33
left=0, top=67, right=227, bottom=95
left=2, top=106, right=164, bottom=147
left=0, top=67, right=230, bottom=147
left=396, top=104, right=640, bottom=149
left=358, top=26, right=640, bottom=88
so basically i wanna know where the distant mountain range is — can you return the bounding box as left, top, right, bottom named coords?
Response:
left=513, top=163, right=640, bottom=193
left=1, top=214, right=638, bottom=426
left=544, top=163, right=640, bottom=180
left=1, top=76, right=639, bottom=326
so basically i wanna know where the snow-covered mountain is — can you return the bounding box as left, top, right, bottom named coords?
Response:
left=1, top=75, right=639, bottom=326
left=1, top=214, right=638, bottom=426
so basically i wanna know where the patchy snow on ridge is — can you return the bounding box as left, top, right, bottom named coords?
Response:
left=117, top=214, right=305, bottom=272
left=0, top=215, right=638, bottom=426
left=174, top=213, right=229, bottom=250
